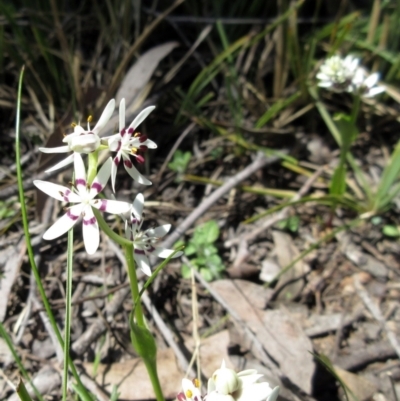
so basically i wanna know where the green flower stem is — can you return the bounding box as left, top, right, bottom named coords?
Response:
left=350, top=94, right=361, bottom=125
left=124, top=243, right=145, bottom=326
left=15, top=68, right=92, bottom=400
left=123, top=243, right=165, bottom=401
left=92, top=208, right=132, bottom=246
left=87, top=151, right=99, bottom=185
left=91, top=208, right=164, bottom=401
left=62, top=228, right=74, bottom=401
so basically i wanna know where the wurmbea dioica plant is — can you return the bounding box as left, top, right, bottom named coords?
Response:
left=34, top=98, right=182, bottom=401
left=316, top=54, right=385, bottom=198
left=177, top=360, right=280, bottom=401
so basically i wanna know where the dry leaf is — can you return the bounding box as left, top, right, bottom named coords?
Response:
left=272, top=230, right=309, bottom=300
left=115, top=42, right=179, bottom=108
left=210, top=279, right=315, bottom=394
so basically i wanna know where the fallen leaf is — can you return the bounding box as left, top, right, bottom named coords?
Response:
left=210, top=279, right=315, bottom=394
left=272, top=231, right=309, bottom=301
left=115, top=42, right=179, bottom=109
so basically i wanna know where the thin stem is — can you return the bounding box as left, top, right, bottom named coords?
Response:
left=123, top=243, right=145, bottom=327
left=143, top=358, right=165, bottom=401
left=87, top=151, right=98, bottom=185
left=15, top=67, right=92, bottom=400
left=92, top=208, right=132, bottom=246
left=62, top=228, right=74, bottom=401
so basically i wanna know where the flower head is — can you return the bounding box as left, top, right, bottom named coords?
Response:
left=39, top=99, right=115, bottom=172
left=105, top=99, right=157, bottom=191
left=317, top=55, right=385, bottom=97
left=317, top=55, right=360, bottom=93
left=34, top=153, right=130, bottom=254
left=206, top=361, right=279, bottom=401
left=177, top=362, right=279, bottom=401
left=124, top=193, right=182, bottom=276
left=177, top=379, right=203, bottom=401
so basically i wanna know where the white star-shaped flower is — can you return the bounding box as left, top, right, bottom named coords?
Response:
left=206, top=361, right=279, bottom=401
left=39, top=99, right=115, bottom=172
left=317, top=55, right=360, bottom=93
left=177, top=378, right=203, bottom=401
left=106, top=99, right=157, bottom=191
left=34, top=153, right=131, bottom=254
left=124, top=193, right=182, bottom=276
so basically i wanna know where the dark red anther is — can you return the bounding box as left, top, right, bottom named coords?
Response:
left=139, top=134, right=148, bottom=143
left=139, top=145, right=148, bottom=152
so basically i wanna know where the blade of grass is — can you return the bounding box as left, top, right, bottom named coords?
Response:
left=15, top=67, right=93, bottom=401
left=16, top=378, right=34, bottom=401
left=0, top=323, right=44, bottom=401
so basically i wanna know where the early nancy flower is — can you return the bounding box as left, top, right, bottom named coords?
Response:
left=124, top=193, right=182, bottom=276
left=177, top=378, right=203, bottom=401
left=39, top=99, right=115, bottom=172
left=34, top=153, right=131, bottom=254
left=105, top=98, right=157, bottom=191
left=317, top=55, right=385, bottom=98
left=317, top=55, right=360, bottom=93
left=206, top=361, right=279, bottom=401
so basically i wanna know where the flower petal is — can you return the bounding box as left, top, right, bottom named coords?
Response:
left=129, top=106, right=155, bottom=130
left=39, top=146, right=70, bottom=154
left=151, top=247, right=182, bottom=259
left=266, top=387, right=280, bottom=401
left=146, top=224, right=171, bottom=238
left=235, top=382, right=273, bottom=401
left=132, top=193, right=144, bottom=222
left=93, top=99, right=115, bottom=133
left=82, top=206, right=100, bottom=254
left=122, top=154, right=152, bottom=185
left=134, top=250, right=152, bottom=276
left=119, top=98, right=126, bottom=131
left=45, top=154, right=75, bottom=173
left=43, top=204, right=84, bottom=240
left=34, top=180, right=80, bottom=203
left=91, top=199, right=131, bottom=214
left=89, top=157, right=112, bottom=197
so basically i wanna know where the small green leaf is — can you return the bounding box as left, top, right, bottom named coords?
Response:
left=181, top=264, right=192, bottom=278
left=383, top=225, right=400, bottom=237
left=200, top=267, right=214, bottom=282
left=184, top=243, right=197, bottom=256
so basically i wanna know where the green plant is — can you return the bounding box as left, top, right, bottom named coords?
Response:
left=179, top=220, right=225, bottom=281
left=168, top=150, right=192, bottom=176
left=276, top=215, right=300, bottom=233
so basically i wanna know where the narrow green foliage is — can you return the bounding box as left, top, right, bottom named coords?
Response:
left=276, top=215, right=300, bottom=233
left=0, top=323, right=44, bottom=401
left=16, top=379, right=34, bottom=401
left=179, top=220, right=225, bottom=281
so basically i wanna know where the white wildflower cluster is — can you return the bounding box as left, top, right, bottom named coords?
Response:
left=317, top=55, right=385, bottom=97
left=177, top=361, right=280, bottom=401
left=34, top=99, right=181, bottom=272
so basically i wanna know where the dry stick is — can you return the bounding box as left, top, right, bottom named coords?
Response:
left=158, top=152, right=284, bottom=252
left=225, top=166, right=325, bottom=247
left=153, top=122, right=196, bottom=190
left=354, top=276, right=400, bottom=359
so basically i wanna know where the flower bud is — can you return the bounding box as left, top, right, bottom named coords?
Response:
left=209, top=364, right=239, bottom=395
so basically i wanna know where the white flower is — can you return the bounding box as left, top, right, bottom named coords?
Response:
left=39, top=99, right=115, bottom=172
left=34, top=153, right=131, bottom=254
left=317, top=55, right=359, bottom=92
left=177, top=378, right=203, bottom=401
left=124, top=193, right=182, bottom=276
left=351, top=68, right=385, bottom=97
left=206, top=361, right=279, bottom=401
left=317, top=55, right=385, bottom=98
left=105, top=99, right=157, bottom=191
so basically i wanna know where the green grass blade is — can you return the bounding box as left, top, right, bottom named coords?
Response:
left=16, top=378, right=34, bottom=401
left=0, top=323, right=44, bottom=401
left=14, top=66, right=93, bottom=401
